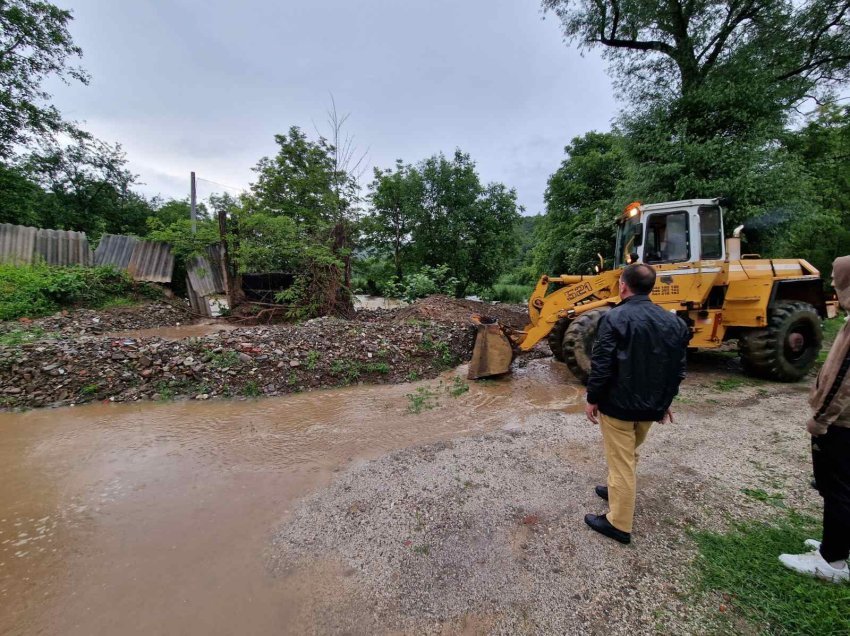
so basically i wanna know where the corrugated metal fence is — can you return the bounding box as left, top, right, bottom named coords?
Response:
left=0, top=224, right=174, bottom=283
left=0, top=223, right=91, bottom=266
left=94, top=234, right=174, bottom=283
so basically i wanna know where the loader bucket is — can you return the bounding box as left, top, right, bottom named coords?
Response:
left=468, top=315, right=514, bottom=380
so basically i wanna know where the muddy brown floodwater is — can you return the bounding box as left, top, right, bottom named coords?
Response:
left=104, top=320, right=239, bottom=341
left=0, top=359, right=582, bottom=636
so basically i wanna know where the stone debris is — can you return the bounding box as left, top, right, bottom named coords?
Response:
left=0, top=296, right=530, bottom=410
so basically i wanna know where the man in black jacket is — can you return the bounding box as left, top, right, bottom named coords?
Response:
left=583, top=263, right=690, bottom=544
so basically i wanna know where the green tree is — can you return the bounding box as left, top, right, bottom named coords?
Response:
left=0, top=161, right=48, bottom=225
left=241, top=127, right=358, bottom=317
left=247, top=126, right=356, bottom=229
left=21, top=136, right=151, bottom=238
left=364, top=160, right=423, bottom=279
left=542, top=0, right=850, bottom=228
left=536, top=131, right=627, bottom=274
left=541, top=0, right=850, bottom=107
left=409, top=150, right=521, bottom=294
left=0, top=0, right=89, bottom=158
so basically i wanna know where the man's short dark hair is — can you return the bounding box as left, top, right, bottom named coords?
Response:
left=621, top=264, right=656, bottom=295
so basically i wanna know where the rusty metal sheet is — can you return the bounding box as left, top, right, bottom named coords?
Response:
left=127, top=240, right=174, bottom=283
left=94, top=234, right=140, bottom=270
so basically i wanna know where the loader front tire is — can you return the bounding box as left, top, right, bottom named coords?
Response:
left=563, top=307, right=610, bottom=385
left=739, top=301, right=822, bottom=382
left=547, top=318, right=570, bottom=362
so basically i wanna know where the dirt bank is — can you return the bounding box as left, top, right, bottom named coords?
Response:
left=0, top=296, right=528, bottom=410
left=269, top=367, right=818, bottom=634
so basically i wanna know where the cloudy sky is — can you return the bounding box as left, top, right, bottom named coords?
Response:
left=48, top=0, right=619, bottom=215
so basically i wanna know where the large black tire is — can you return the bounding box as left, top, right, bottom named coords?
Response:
left=547, top=317, right=570, bottom=362
left=739, top=301, right=823, bottom=382
left=563, top=307, right=610, bottom=384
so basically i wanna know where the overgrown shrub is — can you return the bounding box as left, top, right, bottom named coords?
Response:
left=0, top=264, right=156, bottom=320
left=382, top=264, right=459, bottom=302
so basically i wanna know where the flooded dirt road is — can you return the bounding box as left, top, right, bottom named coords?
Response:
left=0, top=360, right=581, bottom=636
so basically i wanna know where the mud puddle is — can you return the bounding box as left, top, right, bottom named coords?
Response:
left=0, top=358, right=580, bottom=636
left=104, top=320, right=238, bottom=341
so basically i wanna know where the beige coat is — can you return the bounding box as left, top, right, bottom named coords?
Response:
left=808, top=255, right=850, bottom=434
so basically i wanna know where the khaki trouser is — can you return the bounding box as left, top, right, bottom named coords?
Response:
left=600, top=413, right=653, bottom=533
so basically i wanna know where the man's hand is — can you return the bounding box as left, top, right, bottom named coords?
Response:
left=806, top=417, right=823, bottom=436
left=659, top=409, right=674, bottom=425
left=585, top=402, right=599, bottom=425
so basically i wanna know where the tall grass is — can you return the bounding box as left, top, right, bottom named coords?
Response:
left=489, top=283, right=534, bottom=304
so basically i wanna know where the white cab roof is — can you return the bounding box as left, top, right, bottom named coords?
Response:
left=641, top=198, right=720, bottom=212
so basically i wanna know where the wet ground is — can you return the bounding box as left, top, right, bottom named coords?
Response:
left=0, top=360, right=581, bottom=636
left=104, top=320, right=239, bottom=341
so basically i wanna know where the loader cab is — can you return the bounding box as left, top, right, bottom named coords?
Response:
left=615, top=199, right=725, bottom=267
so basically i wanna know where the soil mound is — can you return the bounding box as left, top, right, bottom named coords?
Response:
left=395, top=295, right=528, bottom=329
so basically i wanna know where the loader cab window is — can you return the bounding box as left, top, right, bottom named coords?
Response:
left=644, top=211, right=690, bottom=264
left=615, top=215, right=641, bottom=268
left=699, top=206, right=723, bottom=260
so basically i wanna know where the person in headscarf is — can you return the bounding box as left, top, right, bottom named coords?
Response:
left=779, top=255, right=850, bottom=583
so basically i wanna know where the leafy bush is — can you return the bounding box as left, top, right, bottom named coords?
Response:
left=383, top=264, right=459, bottom=302
left=0, top=263, right=155, bottom=320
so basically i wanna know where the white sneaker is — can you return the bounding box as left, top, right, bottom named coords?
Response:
left=779, top=551, right=849, bottom=584
left=804, top=538, right=821, bottom=551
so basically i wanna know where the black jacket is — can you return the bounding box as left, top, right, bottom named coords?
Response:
left=586, top=294, right=690, bottom=422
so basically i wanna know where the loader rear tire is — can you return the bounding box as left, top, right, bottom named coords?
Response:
left=739, top=301, right=822, bottom=382
left=563, top=307, right=610, bottom=385
left=548, top=318, right=570, bottom=362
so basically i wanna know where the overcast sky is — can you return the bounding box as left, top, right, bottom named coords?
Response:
left=48, top=0, right=619, bottom=215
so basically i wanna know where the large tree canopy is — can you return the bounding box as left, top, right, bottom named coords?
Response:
left=364, top=150, right=521, bottom=294
left=542, top=0, right=850, bottom=107
left=0, top=0, right=88, bottom=158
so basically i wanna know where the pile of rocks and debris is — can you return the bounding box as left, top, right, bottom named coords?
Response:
left=0, top=296, right=533, bottom=410
left=0, top=301, right=192, bottom=338
left=394, top=295, right=528, bottom=328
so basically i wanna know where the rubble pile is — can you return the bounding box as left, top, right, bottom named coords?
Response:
left=0, top=301, right=192, bottom=338
left=391, top=295, right=528, bottom=329
left=0, top=317, right=474, bottom=409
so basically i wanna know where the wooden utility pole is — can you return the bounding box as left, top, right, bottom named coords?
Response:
left=190, top=171, right=197, bottom=234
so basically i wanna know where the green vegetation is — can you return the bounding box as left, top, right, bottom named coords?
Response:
left=330, top=358, right=392, bottom=384
left=692, top=513, right=850, bottom=635
left=241, top=380, right=261, bottom=397
left=305, top=350, right=320, bottom=370
left=741, top=488, right=786, bottom=508
left=714, top=378, right=747, bottom=392
left=0, top=263, right=157, bottom=320
left=406, top=386, right=439, bottom=414
left=448, top=376, right=469, bottom=398
left=823, top=317, right=846, bottom=344
left=360, top=152, right=520, bottom=298
left=419, top=334, right=455, bottom=367
left=0, top=326, right=57, bottom=346
left=207, top=350, right=240, bottom=369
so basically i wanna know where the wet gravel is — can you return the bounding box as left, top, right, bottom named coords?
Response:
left=269, top=376, right=818, bottom=634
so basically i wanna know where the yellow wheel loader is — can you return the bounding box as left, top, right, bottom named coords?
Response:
left=470, top=198, right=830, bottom=383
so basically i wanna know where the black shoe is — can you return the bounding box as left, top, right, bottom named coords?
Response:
left=595, top=485, right=609, bottom=501
left=584, top=513, right=631, bottom=544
